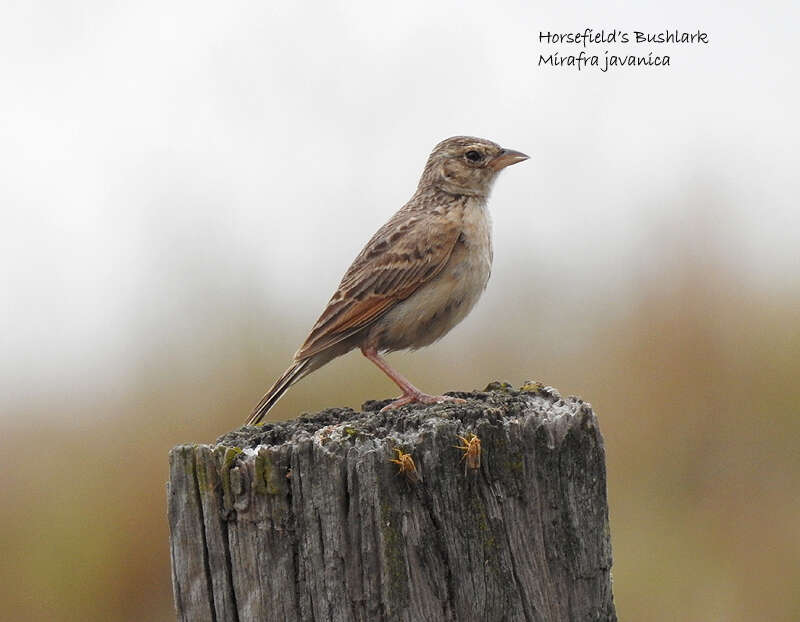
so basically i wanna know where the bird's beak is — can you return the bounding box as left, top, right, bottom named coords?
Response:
left=489, top=148, right=530, bottom=171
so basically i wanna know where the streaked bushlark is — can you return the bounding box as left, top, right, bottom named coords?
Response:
left=247, top=136, right=528, bottom=424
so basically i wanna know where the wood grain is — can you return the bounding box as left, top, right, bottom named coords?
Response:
left=168, top=383, right=617, bottom=622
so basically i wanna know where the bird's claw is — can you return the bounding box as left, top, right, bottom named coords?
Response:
left=380, top=392, right=466, bottom=412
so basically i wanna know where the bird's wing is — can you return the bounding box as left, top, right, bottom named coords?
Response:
left=294, top=209, right=462, bottom=360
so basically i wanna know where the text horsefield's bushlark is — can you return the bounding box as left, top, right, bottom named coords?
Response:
left=246, top=136, right=528, bottom=425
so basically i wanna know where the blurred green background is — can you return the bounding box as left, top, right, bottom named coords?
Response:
left=2, top=1, right=798, bottom=621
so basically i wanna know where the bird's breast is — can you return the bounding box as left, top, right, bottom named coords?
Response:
left=375, top=199, right=493, bottom=351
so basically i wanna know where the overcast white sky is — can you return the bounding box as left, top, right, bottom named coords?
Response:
left=1, top=0, right=798, bottom=409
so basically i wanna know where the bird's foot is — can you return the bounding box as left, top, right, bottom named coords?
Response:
left=379, top=391, right=466, bottom=412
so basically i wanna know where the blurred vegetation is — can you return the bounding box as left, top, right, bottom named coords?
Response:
left=1, top=238, right=798, bottom=622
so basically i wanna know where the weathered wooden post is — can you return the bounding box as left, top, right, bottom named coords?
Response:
left=168, top=382, right=617, bottom=621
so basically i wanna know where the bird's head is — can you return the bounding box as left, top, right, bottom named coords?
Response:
left=418, top=136, right=529, bottom=197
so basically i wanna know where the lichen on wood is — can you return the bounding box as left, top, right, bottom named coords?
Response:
left=168, top=382, right=617, bottom=622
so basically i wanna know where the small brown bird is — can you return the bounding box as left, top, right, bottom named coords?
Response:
left=247, top=136, right=528, bottom=425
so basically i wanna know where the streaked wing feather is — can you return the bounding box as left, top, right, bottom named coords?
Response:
left=294, top=211, right=461, bottom=360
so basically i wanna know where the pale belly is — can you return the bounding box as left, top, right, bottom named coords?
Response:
left=372, top=204, right=493, bottom=351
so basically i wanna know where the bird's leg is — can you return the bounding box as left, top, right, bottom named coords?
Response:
left=360, top=346, right=465, bottom=412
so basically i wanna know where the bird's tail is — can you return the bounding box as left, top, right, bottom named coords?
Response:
left=246, top=359, right=311, bottom=426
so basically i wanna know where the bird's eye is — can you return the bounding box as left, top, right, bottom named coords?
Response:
left=465, top=150, right=483, bottom=162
